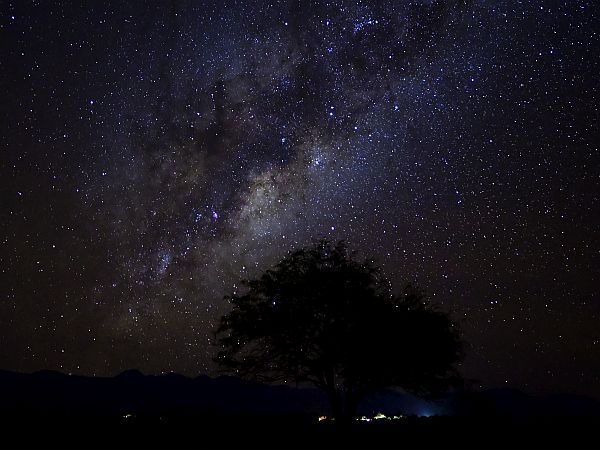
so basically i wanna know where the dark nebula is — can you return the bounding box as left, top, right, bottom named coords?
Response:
left=1, top=0, right=599, bottom=397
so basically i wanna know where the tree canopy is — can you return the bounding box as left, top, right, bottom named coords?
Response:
left=215, top=240, right=462, bottom=421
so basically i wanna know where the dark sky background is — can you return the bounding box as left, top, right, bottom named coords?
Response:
left=1, top=0, right=599, bottom=398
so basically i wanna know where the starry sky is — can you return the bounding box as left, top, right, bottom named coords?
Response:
left=1, top=0, right=599, bottom=397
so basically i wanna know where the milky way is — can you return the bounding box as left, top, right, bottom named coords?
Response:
left=1, top=0, right=599, bottom=397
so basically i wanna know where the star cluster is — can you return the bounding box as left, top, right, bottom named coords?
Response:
left=1, top=0, right=599, bottom=397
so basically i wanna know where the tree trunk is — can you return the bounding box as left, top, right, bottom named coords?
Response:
left=327, top=389, right=342, bottom=422
left=344, top=394, right=359, bottom=423
left=326, top=388, right=359, bottom=424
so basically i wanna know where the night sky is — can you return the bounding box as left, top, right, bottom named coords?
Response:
left=1, top=0, right=599, bottom=398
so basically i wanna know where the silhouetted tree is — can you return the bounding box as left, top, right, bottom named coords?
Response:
left=215, top=240, right=462, bottom=422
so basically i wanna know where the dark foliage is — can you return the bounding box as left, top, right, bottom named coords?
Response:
left=215, top=240, right=462, bottom=421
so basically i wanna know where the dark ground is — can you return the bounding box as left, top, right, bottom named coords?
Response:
left=1, top=370, right=598, bottom=445
left=2, top=410, right=598, bottom=447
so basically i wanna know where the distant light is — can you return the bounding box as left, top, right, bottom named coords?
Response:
left=318, top=415, right=327, bottom=422
left=356, top=413, right=405, bottom=422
